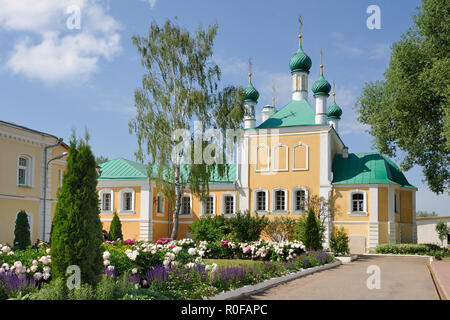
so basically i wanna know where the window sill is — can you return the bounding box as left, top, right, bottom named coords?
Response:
left=223, top=213, right=236, bottom=218
left=348, top=212, right=368, bottom=217
left=292, top=210, right=307, bottom=215
left=100, top=211, right=113, bottom=215
left=156, top=213, right=165, bottom=217
left=179, top=214, right=193, bottom=219
left=255, top=210, right=268, bottom=215
left=17, top=184, right=33, bottom=189
left=118, top=211, right=136, bottom=215
left=272, top=210, right=288, bottom=215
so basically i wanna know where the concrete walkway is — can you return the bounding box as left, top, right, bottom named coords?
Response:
left=430, top=260, right=450, bottom=299
left=247, top=255, right=439, bottom=300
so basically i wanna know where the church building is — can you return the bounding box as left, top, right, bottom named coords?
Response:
left=97, top=22, right=417, bottom=253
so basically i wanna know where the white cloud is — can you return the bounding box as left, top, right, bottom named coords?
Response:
left=331, top=32, right=389, bottom=61
left=140, top=0, right=157, bottom=9
left=368, top=43, right=390, bottom=61
left=0, top=0, right=121, bottom=84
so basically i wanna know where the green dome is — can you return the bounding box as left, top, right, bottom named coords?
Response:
left=244, top=81, right=259, bottom=103
left=312, top=75, right=331, bottom=96
left=327, top=101, right=342, bottom=119
left=289, top=45, right=312, bottom=74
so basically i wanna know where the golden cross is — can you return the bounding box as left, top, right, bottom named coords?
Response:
left=298, top=16, right=303, bottom=46
left=272, top=85, right=276, bottom=106
left=320, top=49, right=324, bottom=75
left=333, top=80, right=336, bottom=102
left=248, top=57, right=252, bottom=82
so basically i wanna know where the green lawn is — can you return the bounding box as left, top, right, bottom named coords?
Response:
left=203, top=259, right=266, bottom=269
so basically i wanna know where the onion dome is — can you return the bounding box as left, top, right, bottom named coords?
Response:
left=244, top=73, right=259, bottom=103
left=327, top=101, right=342, bottom=119
left=312, top=74, right=331, bottom=96
left=289, top=45, right=312, bottom=74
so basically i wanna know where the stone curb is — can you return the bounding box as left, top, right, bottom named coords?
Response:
left=363, top=253, right=433, bottom=258
left=207, top=260, right=342, bottom=300
left=427, top=260, right=449, bottom=300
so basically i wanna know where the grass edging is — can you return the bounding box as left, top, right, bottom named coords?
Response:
left=207, top=260, right=342, bottom=300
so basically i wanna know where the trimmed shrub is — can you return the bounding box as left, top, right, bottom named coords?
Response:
left=50, top=136, right=104, bottom=285
left=109, top=211, right=123, bottom=241
left=13, top=210, right=31, bottom=250
left=330, top=227, right=349, bottom=255
left=375, top=243, right=441, bottom=255
left=303, top=208, right=322, bottom=250
left=262, top=216, right=297, bottom=241
left=229, top=210, right=269, bottom=242
left=190, top=215, right=230, bottom=242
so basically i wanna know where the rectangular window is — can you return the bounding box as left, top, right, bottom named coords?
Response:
left=224, top=196, right=234, bottom=215
left=295, top=190, right=306, bottom=211
left=352, top=193, right=364, bottom=212
left=275, top=190, right=285, bottom=211
left=123, top=192, right=132, bottom=211
left=18, top=157, right=28, bottom=185
left=181, top=196, right=191, bottom=215
left=205, top=197, right=214, bottom=215
left=157, top=196, right=163, bottom=214
left=256, top=192, right=266, bottom=211
left=103, top=193, right=111, bottom=211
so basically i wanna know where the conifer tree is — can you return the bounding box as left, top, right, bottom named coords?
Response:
left=50, top=135, right=103, bottom=285
left=304, top=208, right=321, bottom=251
left=14, top=210, right=31, bottom=250
left=109, top=211, right=123, bottom=241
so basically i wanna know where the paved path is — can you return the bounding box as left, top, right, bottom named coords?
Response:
left=431, top=260, right=450, bottom=299
left=248, top=255, right=439, bottom=300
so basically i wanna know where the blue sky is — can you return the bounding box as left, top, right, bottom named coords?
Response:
left=0, top=0, right=448, bottom=214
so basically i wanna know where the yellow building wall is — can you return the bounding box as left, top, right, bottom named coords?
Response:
left=333, top=223, right=369, bottom=239
left=0, top=199, right=40, bottom=245
left=400, top=190, right=413, bottom=223
left=248, top=132, right=323, bottom=215
left=379, top=223, right=389, bottom=244
left=332, top=187, right=370, bottom=222
left=378, top=187, right=388, bottom=222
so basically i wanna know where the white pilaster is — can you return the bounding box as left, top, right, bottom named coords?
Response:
left=328, top=119, right=339, bottom=133
left=292, top=71, right=308, bottom=101
left=139, top=183, right=153, bottom=241
left=320, top=131, right=332, bottom=248
left=315, top=96, right=328, bottom=125
left=244, top=102, right=256, bottom=129
left=368, top=187, right=379, bottom=250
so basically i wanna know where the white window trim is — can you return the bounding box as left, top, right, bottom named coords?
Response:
left=221, top=193, right=236, bottom=217
left=255, top=144, right=270, bottom=172
left=272, top=144, right=289, bottom=172
left=201, top=194, right=216, bottom=217
left=348, top=190, right=367, bottom=216
left=291, top=142, right=309, bottom=171
left=180, top=193, right=193, bottom=218
left=118, top=188, right=135, bottom=215
left=156, top=193, right=165, bottom=217
left=253, top=188, right=269, bottom=214
left=99, top=189, right=114, bottom=214
left=15, top=211, right=33, bottom=240
left=271, top=187, right=288, bottom=214
left=291, top=186, right=308, bottom=214
left=17, top=153, right=34, bottom=188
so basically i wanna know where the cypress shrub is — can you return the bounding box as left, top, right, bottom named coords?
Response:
left=50, top=136, right=104, bottom=285
left=304, top=208, right=322, bottom=250
left=14, top=210, right=31, bottom=250
left=109, top=211, right=123, bottom=241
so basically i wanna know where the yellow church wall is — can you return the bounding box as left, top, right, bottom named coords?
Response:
left=101, top=220, right=140, bottom=241
left=0, top=198, right=40, bottom=245
left=333, top=223, right=368, bottom=239
left=248, top=132, right=322, bottom=214
left=400, top=224, right=413, bottom=243
left=378, top=223, right=389, bottom=244
left=332, top=187, right=370, bottom=221
left=400, top=190, right=413, bottom=223
left=97, top=186, right=142, bottom=219
left=378, top=187, right=388, bottom=222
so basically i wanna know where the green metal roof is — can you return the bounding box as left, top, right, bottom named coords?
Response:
left=98, top=158, right=236, bottom=184
left=98, top=158, right=148, bottom=180
left=327, top=101, right=342, bottom=119
left=289, top=45, right=312, bottom=74
left=332, top=153, right=416, bottom=188
left=312, top=74, right=331, bottom=96
left=256, top=99, right=316, bottom=129
left=244, top=81, right=259, bottom=103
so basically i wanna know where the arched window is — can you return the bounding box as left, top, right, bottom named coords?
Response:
left=201, top=194, right=216, bottom=216
left=292, top=186, right=308, bottom=213
left=180, top=194, right=192, bottom=216
left=272, top=187, right=288, bottom=213
left=99, top=189, right=114, bottom=214
left=17, top=154, right=33, bottom=187
left=119, top=188, right=135, bottom=214
left=292, top=142, right=309, bottom=171
left=253, top=189, right=268, bottom=214
left=349, top=190, right=367, bottom=215
left=221, top=193, right=236, bottom=216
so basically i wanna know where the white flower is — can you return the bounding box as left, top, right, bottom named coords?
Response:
left=188, top=248, right=196, bottom=256
left=32, top=260, right=38, bottom=266
left=13, top=261, right=22, bottom=269
left=103, top=260, right=110, bottom=266
left=7, top=251, right=14, bottom=256
left=43, top=266, right=51, bottom=273
left=43, top=272, right=51, bottom=280
left=163, top=259, right=170, bottom=267
left=2, top=263, right=9, bottom=270
left=107, top=266, right=115, bottom=272
left=30, top=265, right=38, bottom=272
left=103, top=251, right=111, bottom=260
left=205, top=265, right=211, bottom=271
left=171, top=261, right=179, bottom=267
left=46, top=248, right=51, bottom=254
left=34, top=272, right=43, bottom=280
left=172, top=246, right=182, bottom=254
left=211, top=263, right=218, bottom=273
left=132, top=268, right=138, bottom=274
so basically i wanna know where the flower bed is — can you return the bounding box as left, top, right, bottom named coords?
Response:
left=0, top=239, right=334, bottom=300
left=374, top=243, right=444, bottom=255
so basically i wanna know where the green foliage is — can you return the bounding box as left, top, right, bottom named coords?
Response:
left=13, top=210, right=31, bottom=250
left=67, top=283, right=95, bottom=300
left=129, top=19, right=244, bottom=239
left=375, top=243, right=442, bottom=255
left=31, top=278, right=68, bottom=300
left=356, top=0, right=450, bottom=193
left=416, top=210, right=438, bottom=217
left=190, top=215, right=231, bottom=242
left=436, top=219, right=449, bottom=248
left=228, top=210, right=269, bottom=242
left=262, top=216, right=297, bottom=241
left=330, top=227, right=349, bottom=255
left=295, top=214, right=325, bottom=245
left=303, top=208, right=322, bottom=250
left=95, top=156, right=109, bottom=166
left=109, top=211, right=123, bottom=241
left=50, top=135, right=104, bottom=285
